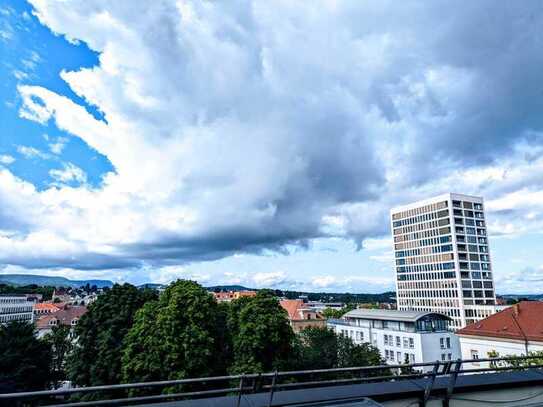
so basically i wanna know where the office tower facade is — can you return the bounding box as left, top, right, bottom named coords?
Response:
left=391, top=193, right=496, bottom=329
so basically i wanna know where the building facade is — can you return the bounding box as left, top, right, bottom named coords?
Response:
left=280, top=299, right=326, bottom=333
left=0, top=294, right=34, bottom=325
left=35, top=305, right=88, bottom=338
left=391, top=193, right=496, bottom=329
left=457, top=302, right=543, bottom=369
left=327, top=309, right=460, bottom=371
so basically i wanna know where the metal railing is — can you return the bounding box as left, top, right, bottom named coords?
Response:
left=2, top=355, right=543, bottom=407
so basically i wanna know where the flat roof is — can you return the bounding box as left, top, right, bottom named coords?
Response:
left=343, top=308, right=450, bottom=323
left=390, top=192, right=483, bottom=214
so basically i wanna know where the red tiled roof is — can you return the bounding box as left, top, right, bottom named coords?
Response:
left=34, top=303, right=61, bottom=312
left=280, top=299, right=303, bottom=320
left=457, top=302, right=543, bottom=342
left=35, top=306, right=88, bottom=330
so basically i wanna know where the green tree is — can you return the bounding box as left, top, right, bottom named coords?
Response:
left=336, top=334, right=384, bottom=368
left=297, top=326, right=337, bottom=369
left=228, top=290, right=296, bottom=374
left=67, top=284, right=157, bottom=386
left=295, top=327, right=385, bottom=374
left=490, top=350, right=543, bottom=369
left=0, top=321, right=52, bottom=392
left=44, top=325, right=73, bottom=386
left=321, top=304, right=356, bottom=319
left=121, top=280, right=224, bottom=384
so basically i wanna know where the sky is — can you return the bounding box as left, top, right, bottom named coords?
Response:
left=1, top=1, right=543, bottom=293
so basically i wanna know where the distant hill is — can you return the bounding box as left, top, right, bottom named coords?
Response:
left=0, top=274, right=113, bottom=288
left=499, top=294, right=543, bottom=300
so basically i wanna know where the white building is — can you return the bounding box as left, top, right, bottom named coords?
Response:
left=0, top=295, right=34, bottom=325
left=327, top=309, right=460, bottom=371
left=457, top=301, right=543, bottom=369
left=391, top=193, right=496, bottom=329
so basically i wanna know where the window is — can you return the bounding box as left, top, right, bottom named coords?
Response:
left=396, top=336, right=401, bottom=347
left=448, top=353, right=452, bottom=360
left=471, top=350, right=479, bottom=363
left=409, top=338, right=414, bottom=348
left=403, top=337, right=409, bottom=348
left=441, top=353, right=446, bottom=361
left=466, top=227, right=476, bottom=235
left=397, top=352, right=402, bottom=362
left=390, top=351, right=395, bottom=361
left=409, top=353, right=415, bottom=363
left=384, top=335, right=389, bottom=345
left=446, top=337, right=451, bottom=349
left=440, top=338, right=445, bottom=349
left=385, top=349, right=390, bottom=359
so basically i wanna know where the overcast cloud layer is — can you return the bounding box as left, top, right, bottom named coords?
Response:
left=2, top=1, right=543, bottom=291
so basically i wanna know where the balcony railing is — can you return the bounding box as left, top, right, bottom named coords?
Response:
left=2, top=355, right=543, bottom=406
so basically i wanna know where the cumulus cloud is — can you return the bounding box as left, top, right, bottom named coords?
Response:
left=16, top=145, right=50, bottom=160
left=0, top=1, right=542, bottom=289
left=47, top=136, right=69, bottom=155
left=49, top=163, right=87, bottom=185
left=0, top=155, right=15, bottom=165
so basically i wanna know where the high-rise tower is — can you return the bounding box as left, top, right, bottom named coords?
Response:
left=391, top=193, right=496, bottom=329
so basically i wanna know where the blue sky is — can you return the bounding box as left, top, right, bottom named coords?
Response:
left=1, top=0, right=543, bottom=293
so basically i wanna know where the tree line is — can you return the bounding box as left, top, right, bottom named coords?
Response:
left=0, top=280, right=384, bottom=395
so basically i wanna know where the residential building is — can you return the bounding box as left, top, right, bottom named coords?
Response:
left=457, top=301, right=543, bottom=369
left=391, top=193, right=496, bottom=329
left=280, top=299, right=326, bottom=333
left=51, top=288, right=72, bottom=304
left=327, top=309, right=460, bottom=371
left=35, top=305, right=87, bottom=338
left=212, top=290, right=257, bottom=302
left=33, top=302, right=62, bottom=316
left=0, top=294, right=34, bottom=325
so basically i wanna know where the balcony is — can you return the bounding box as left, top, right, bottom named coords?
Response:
left=3, top=356, right=543, bottom=407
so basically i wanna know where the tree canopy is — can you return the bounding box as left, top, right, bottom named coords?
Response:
left=121, top=280, right=224, bottom=383
left=0, top=321, right=52, bottom=392
left=44, top=324, right=73, bottom=386
left=67, top=283, right=157, bottom=386
left=296, top=326, right=384, bottom=371
left=228, top=290, right=296, bottom=374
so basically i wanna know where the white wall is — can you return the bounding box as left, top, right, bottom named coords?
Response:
left=328, top=322, right=461, bottom=371
left=459, top=335, right=543, bottom=369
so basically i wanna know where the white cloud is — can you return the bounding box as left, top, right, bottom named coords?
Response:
left=16, top=145, right=50, bottom=160
left=0, top=0, right=542, bottom=292
left=48, top=136, right=69, bottom=154
left=49, top=163, right=87, bottom=185
left=0, top=155, right=15, bottom=165
left=252, top=271, right=289, bottom=288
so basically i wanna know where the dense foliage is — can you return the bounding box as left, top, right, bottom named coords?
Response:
left=296, top=326, right=384, bottom=371
left=121, top=280, right=225, bottom=383
left=44, top=325, right=73, bottom=385
left=227, top=290, right=296, bottom=374
left=0, top=321, right=52, bottom=392
left=67, top=283, right=157, bottom=386
left=321, top=304, right=356, bottom=319
left=0, top=279, right=392, bottom=396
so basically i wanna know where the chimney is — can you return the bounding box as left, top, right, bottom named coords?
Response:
left=513, top=303, right=519, bottom=317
